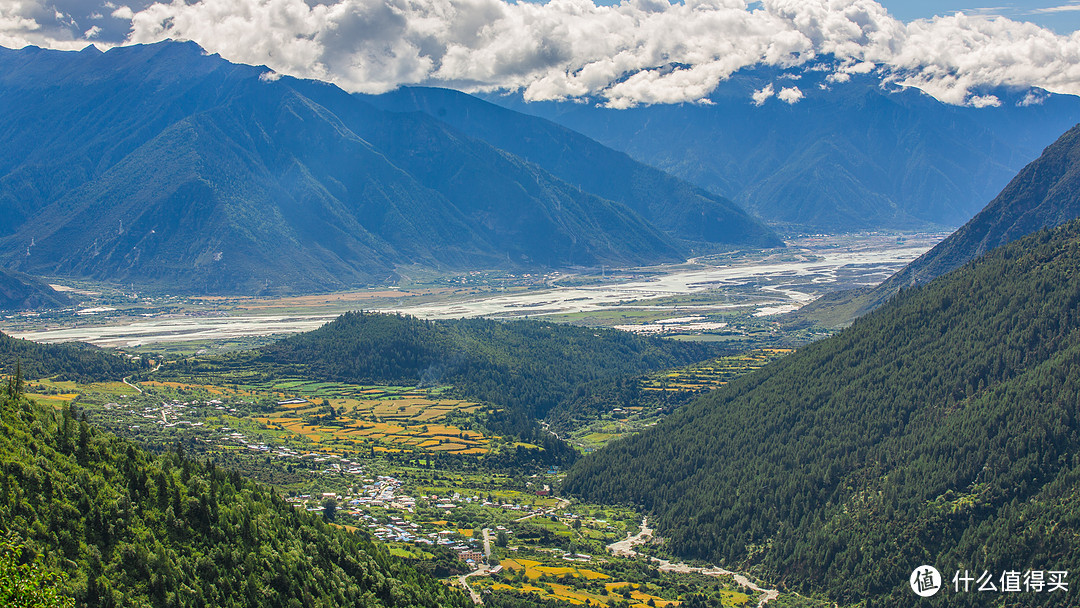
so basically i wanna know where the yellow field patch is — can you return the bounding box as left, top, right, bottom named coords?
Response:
left=548, top=583, right=592, bottom=605
left=114, top=377, right=494, bottom=457
left=428, top=442, right=469, bottom=452
left=28, top=394, right=79, bottom=408
left=535, top=566, right=576, bottom=576
left=491, top=583, right=551, bottom=596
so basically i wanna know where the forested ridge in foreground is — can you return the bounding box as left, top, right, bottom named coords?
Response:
left=0, top=332, right=144, bottom=383
left=564, top=220, right=1080, bottom=607
left=0, top=387, right=469, bottom=608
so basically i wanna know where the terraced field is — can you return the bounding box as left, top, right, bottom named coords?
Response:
left=31, top=375, right=496, bottom=457
left=641, top=349, right=792, bottom=393
left=240, top=380, right=492, bottom=455
left=562, top=349, right=793, bottom=452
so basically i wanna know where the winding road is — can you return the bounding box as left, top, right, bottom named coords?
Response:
left=607, top=518, right=779, bottom=608
left=458, top=568, right=486, bottom=605
left=122, top=375, right=143, bottom=394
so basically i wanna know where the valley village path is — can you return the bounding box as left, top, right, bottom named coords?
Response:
left=607, top=518, right=780, bottom=608
left=459, top=567, right=486, bottom=605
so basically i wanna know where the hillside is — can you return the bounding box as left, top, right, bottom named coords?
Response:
left=365, top=87, right=781, bottom=249
left=564, top=220, right=1080, bottom=607
left=0, top=331, right=143, bottom=383
left=487, top=64, right=1080, bottom=232
left=855, top=122, right=1080, bottom=314
left=0, top=42, right=770, bottom=294
left=0, top=388, right=469, bottom=608
left=0, top=269, right=70, bottom=310
left=165, top=312, right=724, bottom=438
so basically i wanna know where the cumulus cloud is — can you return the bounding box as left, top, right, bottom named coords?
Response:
left=752, top=83, right=775, bottom=106
left=777, top=85, right=803, bottom=103
left=7, top=0, right=1080, bottom=108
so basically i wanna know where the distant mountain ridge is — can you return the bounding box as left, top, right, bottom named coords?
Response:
left=861, top=122, right=1080, bottom=309
left=796, top=121, right=1080, bottom=326
left=484, top=64, right=1080, bottom=232
left=0, top=268, right=70, bottom=310
left=364, top=87, right=781, bottom=249
left=0, top=42, right=778, bottom=294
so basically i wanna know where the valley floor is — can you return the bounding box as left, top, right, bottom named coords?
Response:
left=2, top=231, right=946, bottom=349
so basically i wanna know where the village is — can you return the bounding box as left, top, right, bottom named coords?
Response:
left=24, top=374, right=813, bottom=607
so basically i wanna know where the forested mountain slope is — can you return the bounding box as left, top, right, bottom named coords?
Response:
left=0, top=331, right=142, bottom=383
left=0, top=41, right=759, bottom=294
left=857, top=122, right=1080, bottom=314
left=365, top=86, right=781, bottom=249
left=0, top=389, right=469, bottom=608
left=565, top=220, right=1080, bottom=607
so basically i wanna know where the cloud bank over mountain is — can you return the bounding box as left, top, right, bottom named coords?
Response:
left=5, top=0, right=1080, bottom=108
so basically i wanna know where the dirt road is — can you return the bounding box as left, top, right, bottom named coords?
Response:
left=458, top=567, right=486, bottom=604
left=606, top=518, right=779, bottom=607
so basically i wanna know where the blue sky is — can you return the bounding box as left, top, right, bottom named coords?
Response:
left=878, top=1, right=1080, bottom=33
left=582, top=0, right=1080, bottom=33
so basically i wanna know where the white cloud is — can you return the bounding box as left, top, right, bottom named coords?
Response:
left=7, top=0, right=1080, bottom=107
left=1019, top=89, right=1048, bottom=106
left=752, top=83, right=775, bottom=106
left=0, top=2, right=88, bottom=50
left=777, top=85, right=803, bottom=103
left=1031, top=3, right=1080, bottom=14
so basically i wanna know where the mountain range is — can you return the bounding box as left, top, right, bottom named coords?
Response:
left=0, top=268, right=70, bottom=310
left=363, top=86, right=779, bottom=248
left=798, top=120, right=1080, bottom=326
left=863, top=122, right=1080, bottom=307
left=0, top=41, right=777, bottom=295
left=485, top=64, right=1080, bottom=233
left=565, top=218, right=1080, bottom=607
